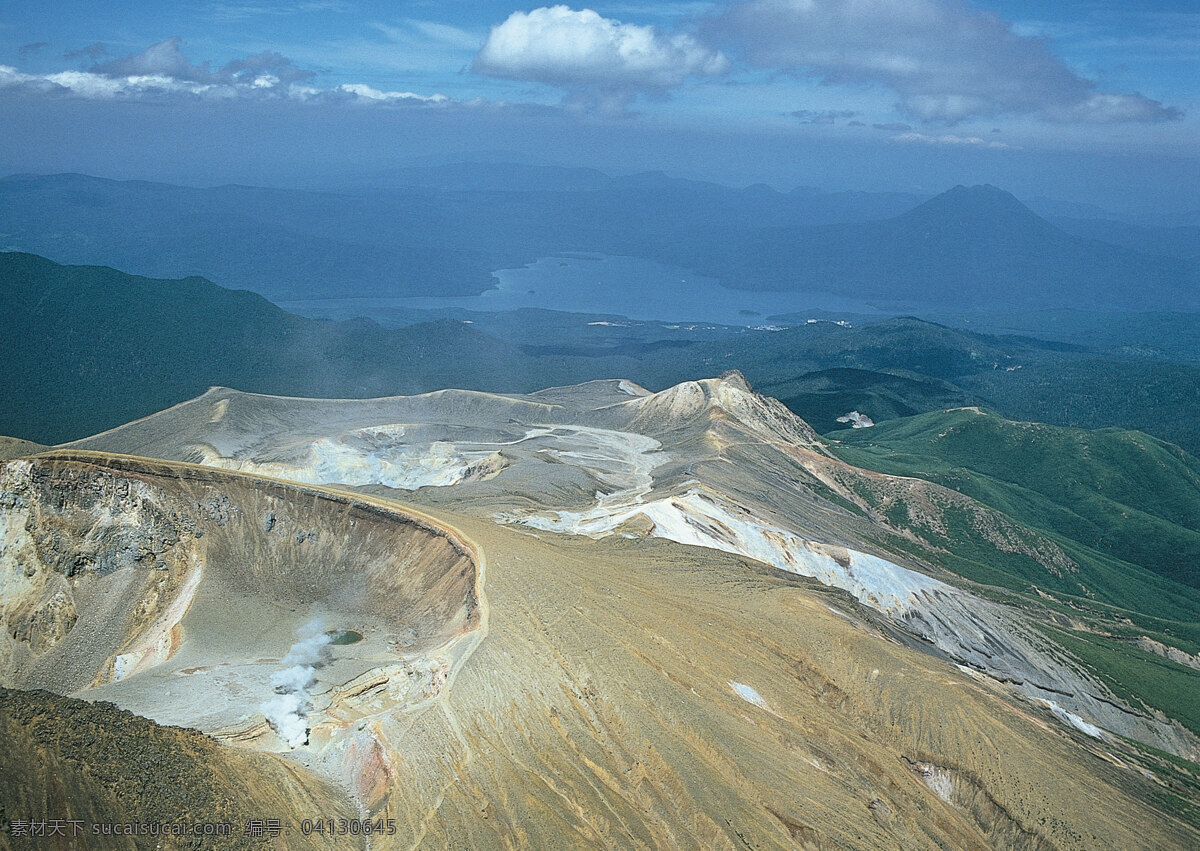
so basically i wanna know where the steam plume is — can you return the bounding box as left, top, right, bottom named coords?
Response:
left=261, top=617, right=331, bottom=748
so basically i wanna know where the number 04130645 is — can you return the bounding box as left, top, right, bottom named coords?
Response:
left=300, top=818, right=397, bottom=836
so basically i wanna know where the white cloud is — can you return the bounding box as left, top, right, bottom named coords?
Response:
left=87, top=37, right=315, bottom=86
left=710, top=0, right=1181, bottom=124
left=893, top=131, right=1014, bottom=149
left=0, top=39, right=457, bottom=108
left=473, top=5, right=729, bottom=106
left=94, top=37, right=195, bottom=79
left=0, top=64, right=219, bottom=99
left=791, top=108, right=857, bottom=124
left=337, top=83, right=449, bottom=104
left=405, top=20, right=483, bottom=51
left=369, top=20, right=482, bottom=52
left=1051, top=93, right=1183, bottom=124
left=203, top=2, right=352, bottom=22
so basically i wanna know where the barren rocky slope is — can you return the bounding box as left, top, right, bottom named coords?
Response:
left=2, top=376, right=1198, bottom=847
left=67, top=373, right=1199, bottom=759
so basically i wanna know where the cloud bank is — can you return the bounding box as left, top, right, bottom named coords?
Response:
left=0, top=5, right=1183, bottom=130
left=473, top=6, right=729, bottom=108
left=710, top=0, right=1181, bottom=124
left=0, top=37, right=451, bottom=106
left=893, top=131, right=1013, bottom=149
left=791, top=108, right=857, bottom=124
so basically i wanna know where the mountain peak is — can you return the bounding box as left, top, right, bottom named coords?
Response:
left=896, top=183, right=1055, bottom=238
left=946, top=183, right=1024, bottom=204
left=947, top=183, right=1008, bottom=197
left=718, top=369, right=753, bottom=392
left=622, top=374, right=824, bottom=450
left=908, top=183, right=1037, bottom=219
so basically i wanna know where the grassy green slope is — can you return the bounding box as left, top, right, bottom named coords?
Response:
left=831, top=407, right=1200, bottom=589
left=1037, top=627, right=1200, bottom=737
left=962, top=359, right=1200, bottom=458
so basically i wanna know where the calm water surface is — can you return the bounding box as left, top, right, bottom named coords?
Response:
left=281, top=254, right=883, bottom=326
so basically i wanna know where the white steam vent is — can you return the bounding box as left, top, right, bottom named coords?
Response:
left=836, top=410, right=874, bottom=428
left=261, top=617, right=332, bottom=748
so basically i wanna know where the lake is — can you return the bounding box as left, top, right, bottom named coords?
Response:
left=279, top=253, right=884, bottom=327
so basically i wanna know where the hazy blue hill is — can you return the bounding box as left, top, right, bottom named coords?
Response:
left=1, top=171, right=807, bottom=300
left=830, top=408, right=1200, bottom=589
left=678, top=185, right=1198, bottom=310
left=7, top=172, right=1190, bottom=314
left=376, top=162, right=613, bottom=192
left=0, top=174, right=503, bottom=299
left=1049, top=216, right=1200, bottom=262
left=1026, top=196, right=1117, bottom=220
left=787, top=186, right=929, bottom=222
left=0, top=253, right=540, bottom=443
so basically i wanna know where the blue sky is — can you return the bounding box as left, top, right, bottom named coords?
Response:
left=1, top=1, right=1196, bottom=211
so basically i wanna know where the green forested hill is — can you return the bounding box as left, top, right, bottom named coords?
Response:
left=830, top=407, right=1200, bottom=589
left=0, top=252, right=539, bottom=443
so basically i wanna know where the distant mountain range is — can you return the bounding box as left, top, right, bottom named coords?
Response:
left=2, top=170, right=1193, bottom=312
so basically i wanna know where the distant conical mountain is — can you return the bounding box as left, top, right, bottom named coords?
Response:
left=896, top=184, right=1058, bottom=236
left=686, top=184, right=1198, bottom=310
